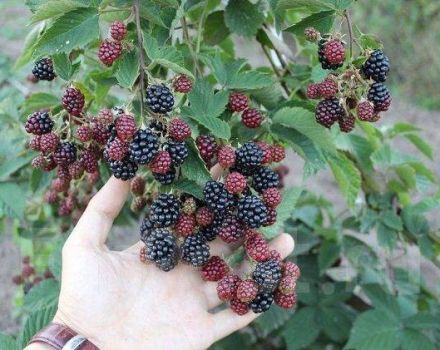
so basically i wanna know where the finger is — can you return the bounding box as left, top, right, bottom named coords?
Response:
left=68, top=176, right=130, bottom=247
left=209, top=238, right=234, bottom=257
left=210, top=163, right=223, bottom=180
left=204, top=234, right=295, bottom=309
left=124, top=240, right=144, bottom=254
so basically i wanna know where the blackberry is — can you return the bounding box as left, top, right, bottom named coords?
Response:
left=29, top=135, right=41, bottom=151
left=128, top=128, right=159, bottom=165
left=196, top=135, right=218, bottom=162
left=262, top=187, right=282, bottom=208
left=175, top=214, right=196, bottom=237
left=264, top=207, right=277, bottom=226
left=80, top=149, right=99, bottom=173
left=219, top=214, right=244, bottom=244
left=199, top=222, right=221, bottom=242
left=304, top=27, right=319, bottom=42
left=145, top=228, right=179, bottom=271
left=131, top=176, right=146, bottom=195
left=109, top=158, right=138, bottom=180
left=319, top=78, right=338, bottom=98
left=278, top=275, right=296, bottom=295
left=203, top=181, right=233, bottom=214
left=195, top=206, right=214, bottom=226
left=25, top=111, right=54, bottom=135
left=217, top=145, right=236, bottom=168
left=318, top=39, right=343, bottom=70
left=168, top=118, right=191, bottom=141
left=164, top=140, right=188, bottom=166
left=153, top=167, right=176, bottom=185
left=253, top=259, right=282, bottom=291
left=181, top=234, right=210, bottom=267
left=182, top=197, right=197, bottom=215
left=92, top=122, right=112, bottom=145
left=76, top=125, right=93, bottom=142
left=235, top=142, right=263, bottom=174
left=252, top=166, right=280, bottom=193
left=237, top=195, right=268, bottom=228
left=149, top=151, right=172, bottom=174
left=362, top=49, right=390, bottom=82
left=146, top=85, right=174, bottom=114
left=230, top=299, right=250, bottom=316
left=68, top=161, right=84, bottom=179
left=323, top=39, right=345, bottom=65
left=338, top=114, right=356, bottom=133
left=97, top=108, right=114, bottom=124
left=106, top=137, right=128, bottom=161
left=357, top=100, right=375, bottom=121
left=245, top=233, right=270, bottom=262
left=140, top=217, right=155, bottom=243
left=274, top=290, right=297, bottom=309
left=255, top=141, right=273, bottom=164
left=98, top=39, right=122, bottom=66
left=228, top=92, right=248, bottom=112
left=150, top=194, right=180, bottom=227
left=39, top=132, right=59, bottom=154
left=241, top=108, right=263, bottom=128
left=53, top=142, right=77, bottom=165
left=32, top=58, right=56, bottom=81
left=225, top=171, right=247, bottom=194
left=367, top=82, right=392, bottom=112
left=315, top=97, right=343, bottom=128
left=282, top=261, right=301, bottom=279
left=110, top=21, right=127, bottom=41
left=62, top=87, right=85, bottom=116
left=173, top=75, right=192, bottom=93
left=201, top=256, right=229, bottom=282
left=148, top=119, right=167, bottom=137
left=217, top=275, right=241, bottom=301
left=306, top=83, right=321, bottom=99
left=236, top=279, right=258, bottom=303
left=250, top=292, right=274, bottom=313
left=115, top=114, right=137, bottom=142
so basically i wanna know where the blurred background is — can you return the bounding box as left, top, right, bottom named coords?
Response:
left=1, top=0, right=440, bottom=336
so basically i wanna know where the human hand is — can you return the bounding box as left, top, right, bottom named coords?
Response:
left=28, top=175, right=294, bottom=350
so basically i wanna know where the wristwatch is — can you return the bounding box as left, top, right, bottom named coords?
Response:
left=28, top=323, right=99, bottom=350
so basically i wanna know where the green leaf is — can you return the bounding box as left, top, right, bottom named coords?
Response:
left=318, top=240, right=341, bottom=273
left=52, top=53, right=74, bottom=81
left=403, top=134, right=433, bottom=160
left=203, top=11, right=230, bottom=45
left=362, top=284, right=400, bottom=318
left=401, top=329, right=436, bottom=350
left=327, top=152, right=361, bottom=208
left=404, top=313, right=440, bottom=330
left=24, top=279, right=60, bottom=312
left=48, top=236, right=67, bottom=280
left=14, top=23, right=44, bottom=69
left=18, top=304, right=58, bottom=348
left=180, top=141, right=211, bottom=186
left=381, top=209, right=403, bottom=231
left=0, top=154, right=34, bottom=180
left=278, top=0, right=352, bottom=11
left=359, top=34, right=382, bottom=50
left=283, top=307, right=320, bottom=350
left=252, top=307, right=294, bottom=338
left=34, top=8, right=99, bottom=56
left=396, top=164, right=416, bottom=189
left=377, top=222, right=398, bottom=250
left=115, top=50, right=139, bottom=88
left=181, top=79, right=230, bottom=139
left=346, top=310, right=401, bottom=350
left=21, top=93, right=60, bottom=117
left=224, top=0, right=265, bottom=37
left=285, top=11, right=335, bottom=36
left=321, top=305, right=354, bottom=342
left=0, top=333, right=16, bottom=350
left=171, top=179, right=204, bottom=199
left=30, top=0, right=89, bottom=24
left=0, top=182, right=26, bottom=219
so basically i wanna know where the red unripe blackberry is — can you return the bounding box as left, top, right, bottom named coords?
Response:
left=54, top=142, right=77, bottom=165
left=338, top=114, right=355, bottom=133
left=219, top=215, right=244, bottom=243
left=58, top=201, right=72, bottom=216
left=173, top=75, right=192, bottom=93
left=195, top=206, right=214, bottom=226
left=274, top=290, right=296, bottom=309
left=32, top=57, right=56, bottom=81
left=131, top=196, right=147, bottom=212
left=269, top=249, right=282, bottom=263
left=130, top=176, right=145, bottom=195
left=92, top=122, right=111, bottom=145
left=43, top=156, right=57, bottom=171
left=282, top=261, right=301, bottom=279
left=271, top=144, right=285, bottom=163
left=217, top=274, right=241, bottom=301
left=168, top=118, right=191, bottom=141
left=368, top=82, right=392, bottom=112
left=244, top=227, right=258, bottom=241
left=315, top=97, right=343, bottom=128
left=262, top=187, right=282, bottom=208
left=228, top=92, right=248, bottom=112
left=225, top=171, right=247, bottom=194
left=107, top=137, right=129, bottom=161
left=201, top=256, right=229, bottom=282
left=22, top=265, right=35, bottom=278
left=98, top=39, right=122, bottom=66
left=43, top=269, right=54, bottom=279
left=29, top=135, right=41, bottom=151
left=304, top=27, right=319, bottom=42
left=44, top=190, right=58, bottom=204
left=255, top=141, right=273, bottom=164
left=97, top=108, right=114, bottom=124
left=68, top=161, right=84, bottom=179
left=139, top=246, right=147, bottom=263
left=357, top=100, right=375, bottom=121
left=230, top=299, right=250, bottom=315
left=318, top=39, right=343, bottom=70
left=31, top=155, right=46, bottom=169
left=241, top=108, right=263, bottom=128
left=217, top=145, right=236, bottom=168
left=76, top=125, right=93, bottom=142
left=245, top=232, right=270, bottom=262
left=51, top=177, right=70, bottom=192
left=25, top=111, right=54, bottom=135
left=196, top=135, right=218, bottom=162
left=306, top=83, right=321, bottom=99
left=263, top=207, right=277, bottom=226
left=278, top=275, right=296, bottom=295
left=115, top=114, right=137, bottom=142
left=149, top=150, right=172, bottom=174
left=175, top=214, right=196, bottom=237
left=12, top=275, right=24, bottom=285
left=319, top=78, right=338, bottom=98
left=236, top=279, right=258, bottom=303
left=182, top=197, right=197, bottom=215
left=39, top=132, right=59, bottom=154
left=323, top=39, right=345, bottom=65
left=62, top=87, right=84, bottom=116
left=110, top=21, right=127, bottom=41
left=87, top=171, right=100, bottom=185
left=80, top=149, right=98, bottom=173
left=34, top=276, right=44, bottom=284
left=57, top=166, right=71, bottom=181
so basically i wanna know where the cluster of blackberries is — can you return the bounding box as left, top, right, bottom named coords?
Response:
left=32, top=57, right=56, bottom=81
left=228, top=92, right=264, bottom=129
left=11, top=256, right=54, bottom=295
left=98, top=21, right=127, bottom=66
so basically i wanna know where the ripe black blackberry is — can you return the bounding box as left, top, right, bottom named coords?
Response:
left=237, top=195, right=268, bottom=228
left=252, top=166, right=280, bottom=193
left=367, top=82, right=392, bottom=112
left=145, top=228, right=179, bottom=271
left=128, top=128, right=159, bottom=165
left=318, top=39, right=343, bottom=70
left=25, top=111, right=54, bottom=135
left=153, top=167, right=176, bottom=185
left=140, top=217, right=155, bottom=243
left=235, top=142, right=263, bottom=174
left=32, top=58, right=56, bottom=81
left=253, top=259, right=282, bottom=291
left=196, top=135, right=218, bottom=162
left=203, top=181, right=233, bottom=214
left=150, top=194, right=180, bottom=227
left=199, top=213, right=223, bottom=241
left=53, top=142, right=77, bottom=165
left=315, top=97, right=344, bottom=128
left=109, top=158, right=138, bottom=180
left=362, top=50, right=390, bottom=82
left=164, top=140, right=188, bottom=166
left=250, top=292, right=274, bottom=313
left=146, top=85, right=174, bottom=114
left=181, top=234, right=210, bottom=267
left=338, top=114, right=355, bottom=133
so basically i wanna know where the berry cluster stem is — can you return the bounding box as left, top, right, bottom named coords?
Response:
left=181, top=17, right=202, bottom=77
left=344, top=10, right=354, bottom=58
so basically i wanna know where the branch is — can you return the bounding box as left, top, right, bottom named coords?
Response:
left=133, top=0, right=146, bottom=118
left=344, top=10, right=354, bottom=58
left=260, top=44, right=290, bottom=97
left=181, top=17, right=202, bottom=76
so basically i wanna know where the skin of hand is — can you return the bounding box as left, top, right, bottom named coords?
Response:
left=26, top=171, right=295, bottom=350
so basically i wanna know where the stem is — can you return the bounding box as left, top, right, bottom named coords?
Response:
left=181, top=17, right=202, bottom=76
left=196, top=4, right=208, bottom=54
left=133, top=0, right=146, bottom=118
left=260, top=44, right=290, bottom=96
left=344, top=10, right=354, bottom=58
